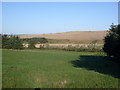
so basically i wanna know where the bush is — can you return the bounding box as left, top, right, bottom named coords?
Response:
left=22, top=38, right=48, bottom=44
left=103, top=24, right=120, bottom=63
left=28, top=39, right=36, bottom=49
left=0, top=34, right=2, bottom=48
left=2, top=34, right=24, bottom=49
left=23, top=37, right=48, bottom=49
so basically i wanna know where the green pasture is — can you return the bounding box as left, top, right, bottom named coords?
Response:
left=2, top=49, right=120, bottom=88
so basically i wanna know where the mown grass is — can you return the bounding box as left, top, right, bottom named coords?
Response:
left=2, top=49, right=120, bottom=88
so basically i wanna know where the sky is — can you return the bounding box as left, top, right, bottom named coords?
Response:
left=2, top=2, right=118, bottom=34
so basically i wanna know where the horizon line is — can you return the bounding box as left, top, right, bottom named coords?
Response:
left=2, top=30, right=107, bottom=35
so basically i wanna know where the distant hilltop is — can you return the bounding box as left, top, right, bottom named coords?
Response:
left=18, top=31, right=107, bottom=41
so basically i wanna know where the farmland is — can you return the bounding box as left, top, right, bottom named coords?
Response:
left=19, top=31, right=107, bottom=44
left=2, top=1, right=119, bottom=89
left=2, top=49, right=120, bottom=88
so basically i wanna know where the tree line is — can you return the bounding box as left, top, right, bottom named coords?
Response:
left=1, top=34, right=48, bottom=49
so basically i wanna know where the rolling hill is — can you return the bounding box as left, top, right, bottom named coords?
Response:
left=19, top=31, right=107, bottom=41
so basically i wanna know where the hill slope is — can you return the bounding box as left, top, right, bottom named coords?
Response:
left=19, top=31, right=107, bottom=41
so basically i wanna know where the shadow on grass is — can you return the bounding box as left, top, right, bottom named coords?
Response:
left=71, top=55, right=120, bottom=79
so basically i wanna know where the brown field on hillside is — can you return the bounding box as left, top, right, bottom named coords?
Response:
left=19, top=31, right=107, bottom=41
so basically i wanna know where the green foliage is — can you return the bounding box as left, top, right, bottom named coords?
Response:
left=103, top=24, right=120, bottom=63
left=31, top=37, right=48, bottom=43
left=90, top=40, right=98, bottom=44
left=2, top=34, right=23, bottom=49
left=0, top=34, right=2, bottom=48
left=28, top=39, right=36, bottom=49
left=23, top=37, right=48, bottom=49
left=46, top=39, right=103, bottom=44
left=22, top=37, right=48, bottom=44
left=25, top=38, right=47, bottom=49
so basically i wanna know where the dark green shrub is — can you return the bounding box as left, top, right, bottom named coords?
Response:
left=23, top=37, right=48, bottom=49
left=2, top=34, right=23, bottom=49
left=28, top=39, right=36, bottom=49
left=0, top=34, right=2, bottom=48
left=103, top=24, right=120, bottom=63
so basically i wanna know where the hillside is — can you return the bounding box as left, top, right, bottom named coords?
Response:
left=19, top=31, right=107, bottom=41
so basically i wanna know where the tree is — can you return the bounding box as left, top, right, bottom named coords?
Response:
left=31, top=38, right=48, bottom=43
left=2, top=34, right=23, bottom=49
left=8, top=36, right=23, bottom=49
left=103, top=24, right=120, bottom=63
left=28, top=39, right=36, bottom=49
left=27, top=38, right=48, bottom=49
left=0, top=34, right=2, bottom=48
left=2, top=34, right=9, bottom=48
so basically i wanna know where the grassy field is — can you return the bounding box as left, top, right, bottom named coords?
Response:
left=46, top=39, right=104, bottom=44
left=2, top=49, right=120, bottom=88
